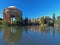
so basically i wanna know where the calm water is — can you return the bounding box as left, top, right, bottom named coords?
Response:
left=0, top=26, right=60, bottom=45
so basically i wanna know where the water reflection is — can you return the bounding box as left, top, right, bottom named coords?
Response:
left=22, top=26, right=56, bottom=37
left=0, top=26, right=60, bottom=45
left=24, top=26, right=54, bottom=33
left=3, top=26, right=23, bottom=45
left=21, top=26, right=57, bottom=45
left=57, top=26, right=60, bottom=34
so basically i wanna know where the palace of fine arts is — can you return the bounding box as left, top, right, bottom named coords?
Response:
left=1, top=0, right=60, bottom=45
left=0, top=6, right=58, bottom=26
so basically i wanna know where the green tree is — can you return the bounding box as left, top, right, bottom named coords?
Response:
left=57, top=16, right=60, bottom=25
left=52, top=13, right=55, bottom=23
left=40, top=16, right=45, bottom=24
left=15, top=16, right=23, bottom=25
left=0, top=20, right=6, bottom=25
left=24, top=18, right=28, bottom=25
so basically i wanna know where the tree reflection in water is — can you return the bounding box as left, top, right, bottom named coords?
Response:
left=0, top=26, right=57, bottom=45
left=3, top=26, right=23, bottom=45
left=57, top=26, right=60, bottom=34
left=24, top=26, right=48, bottom=33
left=24, top=26, right=55, bottom=35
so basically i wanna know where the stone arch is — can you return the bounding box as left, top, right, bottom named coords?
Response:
left=3, top=6, right=22, bottom=24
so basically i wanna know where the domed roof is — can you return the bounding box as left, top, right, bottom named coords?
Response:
left=8, top=6, right=16, bottom=8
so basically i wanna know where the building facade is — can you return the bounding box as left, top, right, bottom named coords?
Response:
left=3, top=6, right=22, bottom=24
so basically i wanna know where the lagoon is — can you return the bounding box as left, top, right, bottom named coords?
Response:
left=0, top=26, right=60, bottom=45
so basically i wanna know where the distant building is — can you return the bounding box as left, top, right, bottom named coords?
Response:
left=45, top=16, right=52, bottom=23
left=3, top=6, right=22, bottom=24
left=35, top=18, right=41, bottom=24
left=31, top=18, right=41, bottom=25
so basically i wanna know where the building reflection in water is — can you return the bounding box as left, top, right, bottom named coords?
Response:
left=24, top=26, right=48, bottom=33
left=1, top=26, right=57, bottom=45
left=24, top=26, right=55, bottom=35
left=57, top=26, right=60, bottom=34
left=3, top=26, right=23, bottom=45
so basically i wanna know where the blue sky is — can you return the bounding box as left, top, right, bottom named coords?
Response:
left=0, top=0, right=60, bottom=19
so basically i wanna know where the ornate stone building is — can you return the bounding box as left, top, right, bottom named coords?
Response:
left=3, top=6, right=22, bottom=24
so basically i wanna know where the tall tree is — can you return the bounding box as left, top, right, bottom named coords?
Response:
left=24, top=18, right=28, bottom=25
left=57, top=16, right=60, bottom=25
left=52, top=13, right=55, bottom=23
left=40, top=16, right=45, bottom=24
left=15, top=16, right=23, bottom=25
